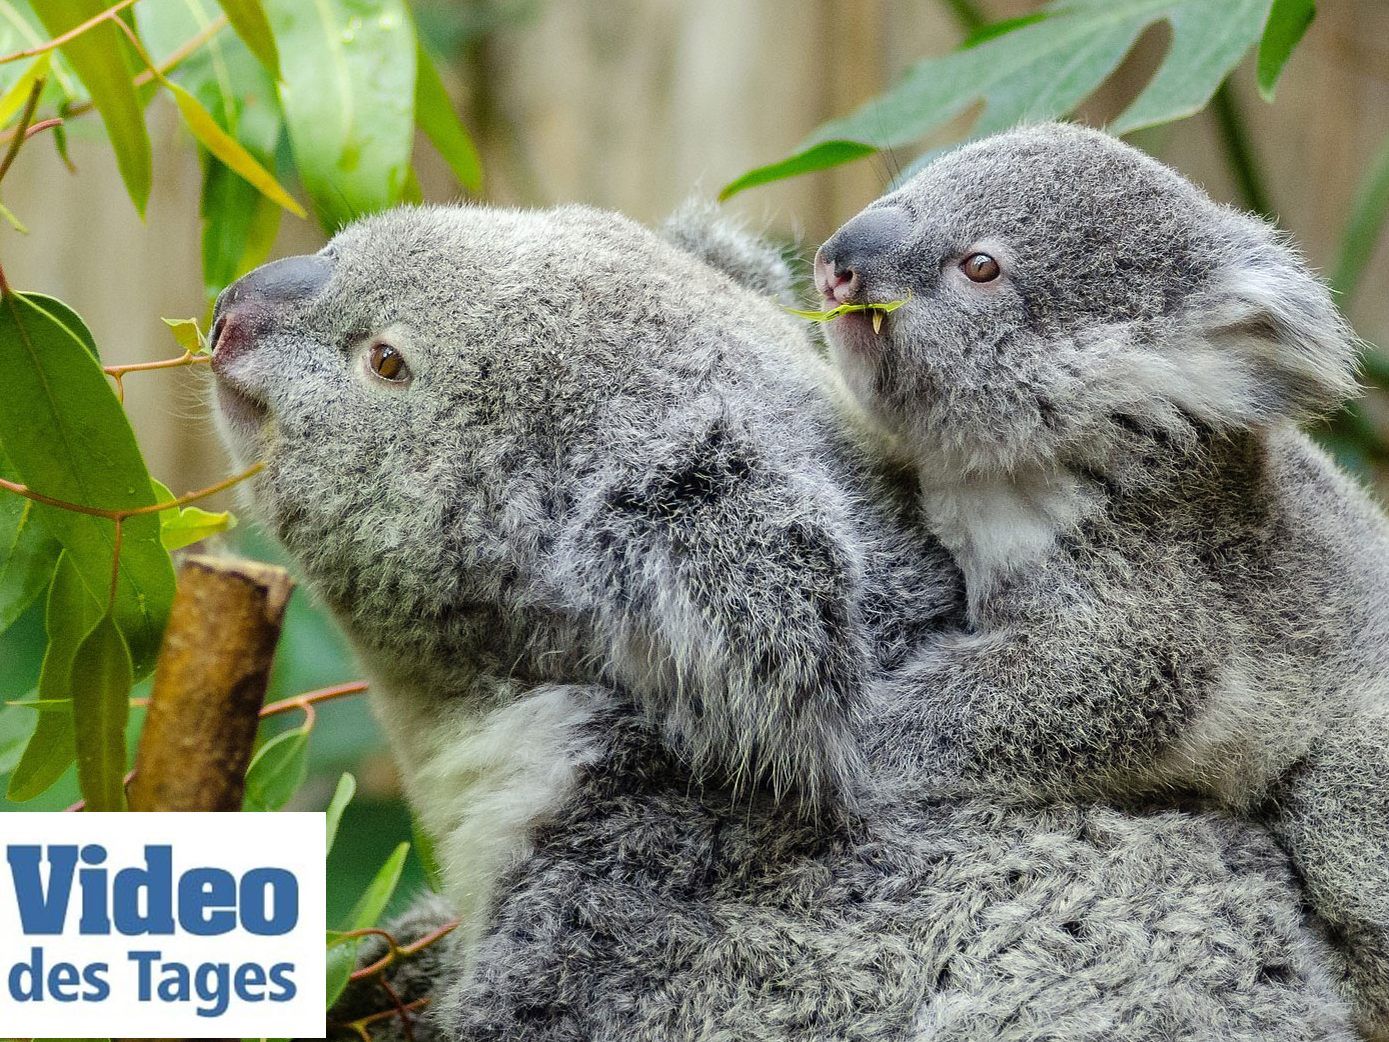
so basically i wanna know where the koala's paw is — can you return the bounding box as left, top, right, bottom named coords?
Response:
left=323, top=894, right=462, bottom=1042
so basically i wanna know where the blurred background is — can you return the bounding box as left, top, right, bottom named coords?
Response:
left=0, top=0, right=1386, bottom=917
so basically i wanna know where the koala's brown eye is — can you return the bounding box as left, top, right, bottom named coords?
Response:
left=369, top=342, right=410, bottom=383
left=962, top=253, right=1001, bottom=283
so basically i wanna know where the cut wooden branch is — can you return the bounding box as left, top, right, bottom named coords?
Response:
left=128, top=554, right=294, bottom=812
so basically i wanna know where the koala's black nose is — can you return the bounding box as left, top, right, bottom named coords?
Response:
left=212, top=254, right=333, bottom=365
left=815, top=206, right=912, bottom=304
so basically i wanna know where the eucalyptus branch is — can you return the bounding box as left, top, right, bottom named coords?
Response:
left=0, top=0, right=140, bottom=65
left=260, top=680, right=369, bottom=729
left=0, top=461, right=264, bottom=520
left=0, top=77, right=43, bottom=184
left=335, top=996, right=430, bottom=1042
left=0, top=16, right=228, bottom=147
left=343, top=919, right=462, bottom=983
left=105, top=349, right=210, bottom=402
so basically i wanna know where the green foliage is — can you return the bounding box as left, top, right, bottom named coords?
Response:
left=0, top=290, right=174, bottom=676
left=69, top=613, right=132, bottom=811
left=36, top=0, right=153, bottom=212
left=243, top=725, right=310, bottom=811
left=722, top=0, right=1307, bottom=198
left=265, top=0, right=418, bottom=232
left=326, top=840, right=409, bottom=1007
left=216, top=0, right=279, bottom=79
left=0, top=0, right=486, bottom=820
left=1256, top=0, right=1315, bottom=100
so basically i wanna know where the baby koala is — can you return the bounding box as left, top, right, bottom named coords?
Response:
left=816, top=122, right=1389, bottom=1034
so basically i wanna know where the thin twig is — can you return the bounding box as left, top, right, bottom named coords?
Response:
left=0, top=0, right=140, bottom=65
left=260, top=680, right=369, bottom=730
left=0, top=16, right=226, bottom=146
left=105, top=349, right=210, bottom=400
left=347, top=919, right=461, bottom=982
left=0, top=78, right=43, bottom=184
left=0, top=461, right=264, bottom=520
left=335, top=997, right=431, bottom=1042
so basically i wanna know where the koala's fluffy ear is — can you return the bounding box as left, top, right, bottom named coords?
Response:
left=1183, top=220, right=1359, bottom=428
left=559, top=400, right=869, bottom=811
left=659, top=200, right=797, bottom=305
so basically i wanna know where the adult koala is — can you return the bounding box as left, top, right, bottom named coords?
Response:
left=212, top=202, right=1359, bottom=1041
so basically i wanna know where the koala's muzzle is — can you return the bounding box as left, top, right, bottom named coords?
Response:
left=815, top=206, right=911, bottom=305
left=212, top=254, right=333, bottom=367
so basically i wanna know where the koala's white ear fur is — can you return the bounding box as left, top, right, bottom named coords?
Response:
left=1192, top=231, right=1359, bottom=427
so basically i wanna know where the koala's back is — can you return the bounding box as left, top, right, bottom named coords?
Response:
left=429, top=708, right=1356, bottom=1042
left=1062, top=425, right=1389, bottom=797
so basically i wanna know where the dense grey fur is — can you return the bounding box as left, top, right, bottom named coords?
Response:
left=212, top=202, right=1363, bottom=1039
left=820, top=122, right=1389, bottom=1034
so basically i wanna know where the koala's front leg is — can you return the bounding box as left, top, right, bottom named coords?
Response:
left=873, top=599, right=1215, bottom=796
left=560, top=403, right=872, bottom=807
left=1268, top=699, right=1389, bottom=1041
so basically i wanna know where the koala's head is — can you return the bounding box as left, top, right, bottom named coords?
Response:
left=211, top=204, right=728, bottom=682
left=815, top=122, right=1357, bottom=477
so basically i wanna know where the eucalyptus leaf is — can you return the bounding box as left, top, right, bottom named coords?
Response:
left=161, top=316, right=206, bottom=354
left=6, top=553, right=94, bottom=801
left=0, top=1, right=80, bottom=100
left=137, top=0, right=287, bottom=296
left=414, top=38, right=481, bottom=193
left=25, top=292, right=98, bottom=359
left=1332, top=130, right=1389, bottom=310
left=35, top=1, right=152, bottom=214
left=325, top=772, right=356, bottom=854
left=69, top=613, right=131, bottom=812
left=151, top=478, right=234, bottom=551
left=786, top=296, right=910, bottom=323
left=216, top=0, right=280, bottom=79
left=0, top=290, right=175, bottom=677
left=0, top=52, right=49, bottom=129
left=1256, top=0, right=1315, bottom=101
left=165, top=79, right=304, bottom=217
left=243, top=725, right=309, bottom=811
left=0, top=447, right=59, bottom=638
left=0, top=699, right=35, bottom=775
left=265, top=0, right=416, bottom=231
left=327, top=841, right=410, bottom=1007
left=722, top=0, right=1274, bottom=198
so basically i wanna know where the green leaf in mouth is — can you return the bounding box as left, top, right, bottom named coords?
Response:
left=786, top=296, right=911, bottom=332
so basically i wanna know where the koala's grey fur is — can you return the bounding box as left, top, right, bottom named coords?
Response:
left=213, top=201, right=1364, bottom=1039
left=820, top=122, right=1389, bottom=1035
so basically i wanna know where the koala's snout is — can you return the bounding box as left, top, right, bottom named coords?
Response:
left=212, top=254, right=334, bottom=368
left=815, top=206, right=912, bottom=304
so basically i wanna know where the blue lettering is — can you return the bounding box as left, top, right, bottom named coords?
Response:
left=7, top=946, right=42, bottom=1000
left=78, top=844, right=109, bottom=934
left=113, top=845, right=175, bottom=935
left=194, top=961, right=231, bottom=1017
left=234, top=961, right=266, bottom=1001
left=128, top=949, right=162, bottom=1000
left=178, top=868, right=237, bottom=935
left=82, top=962, right=110, bottom=1001
left=240, top=867, right=298, bottom=935
left=7, top=845, right=77, bottom=934
left=48, top=961, right=79, bottom=1002
left=267, top=962, right=296, bottom=1001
